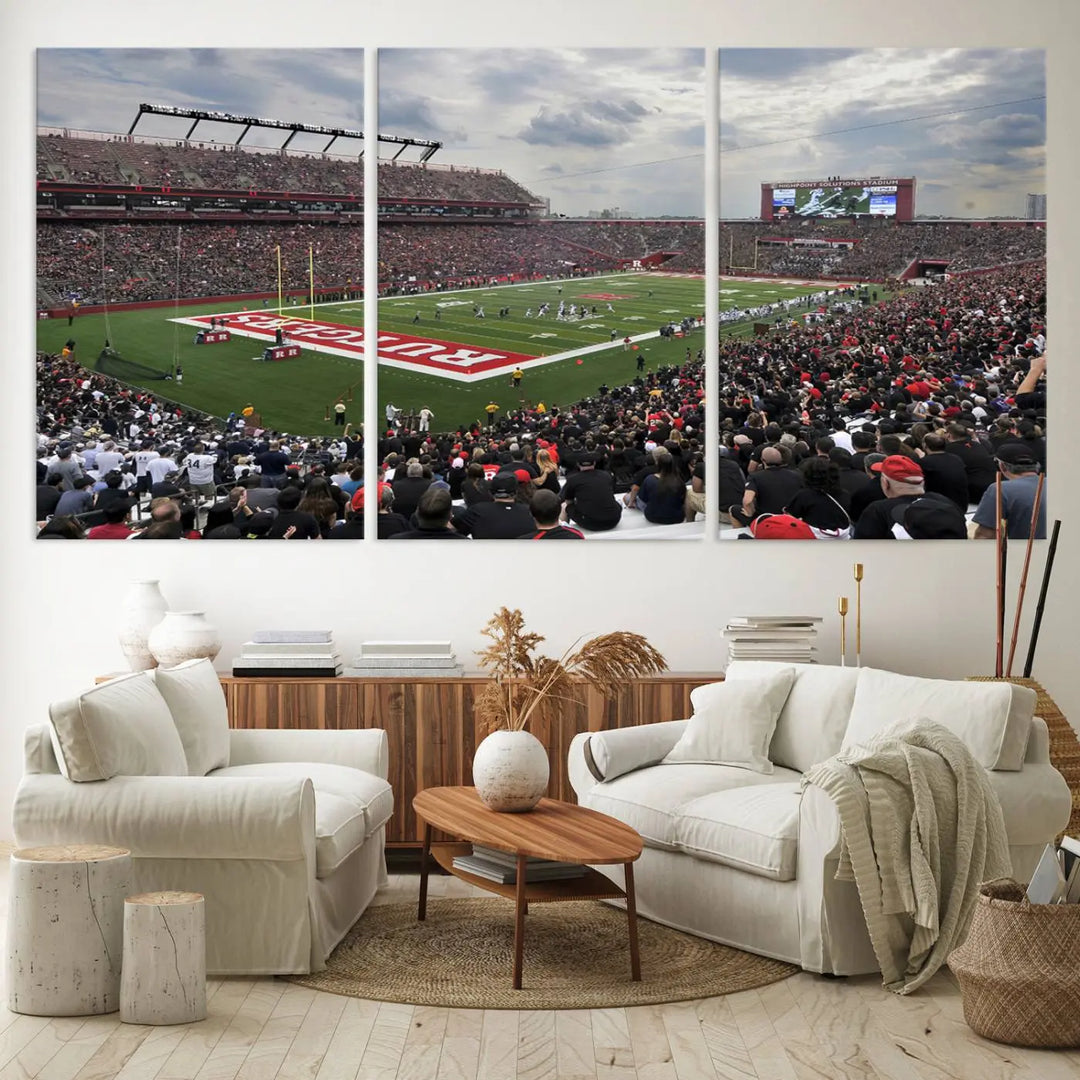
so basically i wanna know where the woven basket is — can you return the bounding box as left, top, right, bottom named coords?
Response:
left=949, top=879, right=1080, bottom=1047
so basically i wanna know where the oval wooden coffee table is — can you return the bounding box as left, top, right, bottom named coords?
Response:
left=413, top=786, right=643, bottom=990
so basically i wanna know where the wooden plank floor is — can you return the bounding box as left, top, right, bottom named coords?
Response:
left=0, top=851, right=1077, bottom=1079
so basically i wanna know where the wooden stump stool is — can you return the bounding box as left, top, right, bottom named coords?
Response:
left=120, top=891, right=207, bottom=1026
left=6, top=844, right=132, bottom=1015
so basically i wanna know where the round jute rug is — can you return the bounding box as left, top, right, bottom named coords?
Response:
left=285, top=898, right=797, bottom=1009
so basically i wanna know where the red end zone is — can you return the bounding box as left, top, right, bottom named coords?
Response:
left=172, top=311, right=539, bottom=383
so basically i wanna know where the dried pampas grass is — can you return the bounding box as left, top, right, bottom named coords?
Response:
left=476, top=607, right=667, bottom=732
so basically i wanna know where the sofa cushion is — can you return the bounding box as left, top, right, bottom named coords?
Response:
left=725, top=661, right=859, bottom=772
left=582, top=762, right=802, bottom=850
left=313, top=792, right=369, bottom=876
left=663, top=669, right=795, bottom=774
left=675, top=783, right=802, bottom=881
left=211, top=762, right=394, bottom=837
left=48, top=671, right=188, bottom=781
left=152, top=659, right=231, bottom=776
left=842, top=668, right=1035, bottom=771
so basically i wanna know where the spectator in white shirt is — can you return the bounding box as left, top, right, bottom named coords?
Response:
left=183, top=442, right=219, bottom=498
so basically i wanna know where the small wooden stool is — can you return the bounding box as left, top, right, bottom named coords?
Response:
left=120, top=891, right=207, bottom=1025
left=6, top=844, right=132, bottom=1015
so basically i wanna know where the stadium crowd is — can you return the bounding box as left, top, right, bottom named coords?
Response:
left=721, top=219, right=1045, bottom=281
left=709, top=261, right=1048, bottom=540
left=38, top=134, right=537, bottom=204
left=39, top=220, right=706, bottom=304
left=35, top=256, right=1047, bottom=540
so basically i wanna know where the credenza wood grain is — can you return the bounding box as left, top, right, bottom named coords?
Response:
left=220, top=673, right=719, bottom=847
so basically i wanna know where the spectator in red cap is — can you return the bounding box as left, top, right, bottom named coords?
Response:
left=853, top=455, right=929, bottom=539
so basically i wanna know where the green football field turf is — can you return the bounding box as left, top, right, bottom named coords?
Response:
left=37, top=274, right=834, bottom=434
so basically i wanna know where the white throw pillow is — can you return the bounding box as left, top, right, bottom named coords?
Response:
left=48, top=671, right=188, bottom=782
left=842, top=668, right=1036, bottom=771
left=725, top=661, right=860, bottom=772
left=152, top=659, right=231, bottom=775
left=662, top=668, right=796, bottom=774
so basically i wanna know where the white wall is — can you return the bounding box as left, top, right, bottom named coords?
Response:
left=2, top=0, right=1077, bottom=841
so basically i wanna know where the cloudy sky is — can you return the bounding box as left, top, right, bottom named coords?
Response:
left=720, top=48, right=1046, bottom=219
left=38, top=49, right=367, bottom=156
left=379, top=49, right=703, bottom=216
left=37, top=48, right=704, bottom=218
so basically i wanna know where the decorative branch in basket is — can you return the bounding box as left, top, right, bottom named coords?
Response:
left=475, top=607, right=668, bottom=733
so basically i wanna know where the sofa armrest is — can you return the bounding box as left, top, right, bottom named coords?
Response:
left=228, top=728, right=389, bottom=779
left=12, top=773, right=316, bottom=861
left=24, top=724, right=61, bottom=775
left=568, top=720, right=688, bottom=798
left=1025, top=716, right=1051, bottom=764
left=986, top=762, right=1072, bottom=847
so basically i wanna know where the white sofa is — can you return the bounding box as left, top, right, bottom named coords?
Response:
left=568, top=663, right=1072, bottom=976
left=12, top=660, right=393, bottom=976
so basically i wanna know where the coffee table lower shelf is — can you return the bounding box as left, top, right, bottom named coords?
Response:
left=429, top=842, right=628, bottom=903
left=420, top=840, right=641, bottom=989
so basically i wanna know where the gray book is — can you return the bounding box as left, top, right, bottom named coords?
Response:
left=350, top=656, right=460, bottom=669
left=358, top=640, right=453, bottom=658
left=252, top=630, right=333, bottom=644
left=242, top=641, right=339, bottom=656
left=342, top=665, right=464, bottom=679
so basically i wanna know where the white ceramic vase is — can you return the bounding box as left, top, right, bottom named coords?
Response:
left=471, top=729, right=550, bottom=812
left=117, top=580, right=169, bottom=671
left=147, top=611, right=223, bottom=670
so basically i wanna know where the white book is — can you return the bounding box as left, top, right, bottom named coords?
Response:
left=723, top=628, right=818, bottom=639
left=1058, top=835, right=1080, bottom=859
left=727, top=616, right=823, bottom=626
left=359, top=640, right=453, bottom=658
left=252, top=630, right=333, bottom=644
left=241, top=641, right=339, bottom=656
left=231, top=654, right=342, bottom=668
left=1027, top=843, right=1067, bottom=904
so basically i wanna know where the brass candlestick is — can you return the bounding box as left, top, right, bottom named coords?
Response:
left=838, top=596, right=849, bottom=667
left=853, top=563, right=864, bottom=667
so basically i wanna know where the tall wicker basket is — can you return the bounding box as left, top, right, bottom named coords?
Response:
left=949, top=879, right=1080, bottom=1047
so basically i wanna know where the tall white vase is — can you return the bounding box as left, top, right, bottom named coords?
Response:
left=118, top=580, right=169, bottom=671
left=147, top=611, right=223, bottom=670
left=472, top=729, right=550, bottom=812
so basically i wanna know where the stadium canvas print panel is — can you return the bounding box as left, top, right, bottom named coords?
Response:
left=36, top=48, right=369, bottom=540
left=374, top=48, right=707, bottom=541
left=718, top=48, right=1047, bottom=543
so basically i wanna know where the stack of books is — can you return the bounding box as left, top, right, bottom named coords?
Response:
left=723, top=616, right=822, bottom=665
left=232, top=630, right=341, bottom=677
left=451, top=844, right=587, bottom=885
left=347, top=641, right=463, bottom=679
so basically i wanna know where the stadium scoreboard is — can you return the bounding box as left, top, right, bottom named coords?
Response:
left=760, top=177, right=915, bottom=222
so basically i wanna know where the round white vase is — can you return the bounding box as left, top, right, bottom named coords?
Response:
left=117, top=580, right=169, bottom=671
left=472, top=729, right=550, bottom=812
left=147, top=611, right=223, bottom=670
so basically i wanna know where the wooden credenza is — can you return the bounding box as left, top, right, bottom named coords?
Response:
left=220, top=673, right=720, bottom=847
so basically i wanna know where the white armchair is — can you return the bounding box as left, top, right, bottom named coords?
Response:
left=12, top=661, right=393, bottom=975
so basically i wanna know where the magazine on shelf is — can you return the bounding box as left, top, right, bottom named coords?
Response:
left=452, top=847, right=587, bottom=884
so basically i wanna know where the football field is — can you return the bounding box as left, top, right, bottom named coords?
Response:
left=37, top=274, right=833, bottom=434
